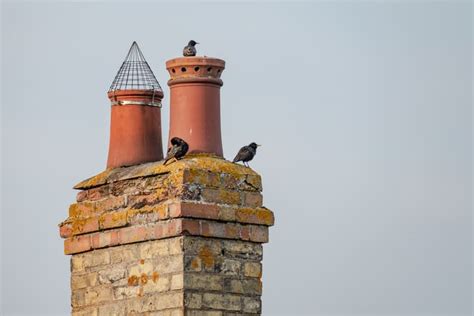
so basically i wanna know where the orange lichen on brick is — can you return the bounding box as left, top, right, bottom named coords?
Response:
left=198, top=246, right=214, bottom=268
left=140, top=273, right=148, bottom=285
left=191, top=258, right=200, bottom=269
left=152, top=271, right=159, bottom=283
left=128, top=275, right=139, bottom=286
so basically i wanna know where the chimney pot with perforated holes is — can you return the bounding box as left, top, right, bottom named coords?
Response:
left=166, top=56, right=225, bottom=157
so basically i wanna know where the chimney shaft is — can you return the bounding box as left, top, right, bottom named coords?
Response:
left=166, top=57, right=225, bottom=157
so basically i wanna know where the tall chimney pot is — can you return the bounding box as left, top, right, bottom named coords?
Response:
left=106, top=42, right=164, bottom=169
left=166, top=56, right=225, bottom=157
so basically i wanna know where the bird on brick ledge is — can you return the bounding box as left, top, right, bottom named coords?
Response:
left=233, top=142, right=261, bottom=167
left=183, top=40, right=198, bottom=57
left=164, top=137, right=189, bottom=165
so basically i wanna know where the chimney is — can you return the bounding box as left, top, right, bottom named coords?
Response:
left=106, top=42, right=164, bottom=169
left=59, top=45, right=274, bottom=316
left=166, top=56, right=225, bottom=156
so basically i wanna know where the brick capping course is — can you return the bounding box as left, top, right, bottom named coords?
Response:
left=60, top=155, right=274, bottom=255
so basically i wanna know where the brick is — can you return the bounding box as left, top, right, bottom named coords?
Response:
left=72, top=307, right=97, bottom=316
left=242, top=192, right=263, bottom=207
left=71, top=272, right=98, bottom=290
left=184, top=256, right=202, bottom=272
left=183, top=169, right=220, bottom=188
left=222, top=240, right=262, bottom=260
left=71, top=255, right=85, bottom=272
left=71, top=217, right=99, bottom=235
left=91, top=231, right=120, bottom=249
left=171, top=202, right=220, bottom=220
left=186, top=311, right=222, bottom=316
left=143, top=274, right=170, bottom=293
left=243, top=262, right=262, bottom=278
left=183, top=237, right=222, bottom=255
left=218, top=259, right=241, bottom=276
left=242, top=297, right=261, bottom=313
left=59, top=223, right=73, bottom=238
left=99, top=211, right=127, bottom=229
left=218, top=206, right=236, bottom=221
left=154, top=255, right=183, bottom=274
left=220, top=173, right=240, bottom=190
left=86, top=185, right=110, bottom=201
left=98, top=267, right=126, bottom=284
left=129, top=190, right=168, bottom=209
left=168, top=237, right=184, bottom=255
left=71, top=289, right=86, bottom=307
left=241, top=174, right=262, bottom=191
left=84, top=286, right=113, bottom=305
left=114, top=286, right=139, bottom=299
left=249, top=225, right=269, bottom=243
left=64, top=235, right=91, bottom=254
left=235, top=208, right=274, bottom=226
left=139, top=239, right=169, bottom=259
left=69, top=202, right=95, bottom=218
left=181, top=219, right=201, bottom=235
left=97, top=303, right=126, bottom=316
left=170, top=273, right=184, bottom=290
left=184, top=292, right=202, bottom=308
left=201, top=221, right=226, bottom=238
left=202, top=189, right=240, bottom=205
left=184, top=274, right=222, bottom=291
left=76, top=190, right=89, bottom=202
left=127, top=292, right=183, bottom=312
left=110, top=246, right=138, bottom=264
left=224, top=278, right=261, bottom=295
left=83, top=250, right=110, bottom=268
left=202, top=293, right=241, bottom=311
left=224, top=223, right=240, bottom=239
left=95, top=196, right=127, bottom=213
left=119, top=226, right=149, bottom=244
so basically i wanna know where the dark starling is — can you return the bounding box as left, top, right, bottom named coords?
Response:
left=164, top=137, right=189, bottom=165
left=183, top=40, right=198, bottom=57
left=232, top=142, right=261, bottom=167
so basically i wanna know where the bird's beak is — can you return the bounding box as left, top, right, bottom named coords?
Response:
left=196, top=42, right=200, bottom=45
left=257, top=144, right=262, bottom=147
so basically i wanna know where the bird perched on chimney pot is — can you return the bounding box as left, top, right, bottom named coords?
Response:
left=164, top=137, right=189, bottom=165
left=233, top=142, right=261, bottom=167
left=183, top=40, right=198, bottom=57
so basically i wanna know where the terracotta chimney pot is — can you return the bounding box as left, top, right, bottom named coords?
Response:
left=106, top=42, right=164, bottom=169
left=166, top=56, right=225, bottom=157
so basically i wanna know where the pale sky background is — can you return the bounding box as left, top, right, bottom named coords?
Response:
left=1, top=1, right=472, bottom=315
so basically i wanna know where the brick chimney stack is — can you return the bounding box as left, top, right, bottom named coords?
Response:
left=59, top=45, right=274, bottom=315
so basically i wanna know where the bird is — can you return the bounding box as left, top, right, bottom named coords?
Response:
left=164, top=137, right=189, bottom=165
left=183, top=40, right=198, bottom=57
left=233, top=142, right=261, bottom=167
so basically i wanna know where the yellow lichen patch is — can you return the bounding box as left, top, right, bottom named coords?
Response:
left=74, top=155, right=259, bottom=190
left=152, top=271, right=159, bottom=283
left=198, top=246, right=215, bottom=268
left=236, top=208, right=274, bottom=226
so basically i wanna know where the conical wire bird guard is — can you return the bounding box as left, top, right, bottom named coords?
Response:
left=109, top=42, right=162, bottom=92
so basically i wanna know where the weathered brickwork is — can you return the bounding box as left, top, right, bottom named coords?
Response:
left=60, top=156, right=273, bottom=315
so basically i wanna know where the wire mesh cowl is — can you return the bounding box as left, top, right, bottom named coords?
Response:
left=109, top=41, right=163, bottom=93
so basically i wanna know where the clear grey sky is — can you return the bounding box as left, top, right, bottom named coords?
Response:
left=1, top=1, right=472, bottom=315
